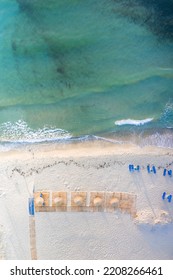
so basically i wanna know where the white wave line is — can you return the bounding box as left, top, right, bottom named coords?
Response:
left=115, top=118, right=153, bottom=126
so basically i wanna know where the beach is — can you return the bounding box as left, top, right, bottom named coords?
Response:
left=0, top=0, right=173, bottom=263
left=0, top=141, right=173, bottom=260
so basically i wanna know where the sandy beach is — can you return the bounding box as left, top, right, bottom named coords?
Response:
left=0, top=141, right=173, bottom=260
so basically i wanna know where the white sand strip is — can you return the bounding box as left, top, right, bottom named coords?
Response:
left=0, top=141, right=173, bottom=259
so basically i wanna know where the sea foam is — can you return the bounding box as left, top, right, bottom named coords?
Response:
left=0, top=120, right=72, bottom=143
left=115, top=118, right=153, bottom=126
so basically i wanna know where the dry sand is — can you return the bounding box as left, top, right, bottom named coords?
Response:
left=0, top=141, right=173, bottom=260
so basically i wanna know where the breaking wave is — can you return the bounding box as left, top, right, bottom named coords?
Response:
left=115, top=118, right=153, bottom=126
left=0, top=120, right=72, bottom=143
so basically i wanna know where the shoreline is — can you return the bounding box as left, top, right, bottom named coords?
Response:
left=0, top=140, right=173, bottom=162
left=1, top=126, right=173, bottom=152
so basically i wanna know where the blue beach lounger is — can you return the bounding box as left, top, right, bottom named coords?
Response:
left=163, top=169, right=167, bottom=176
left=152, top=166, right=156, bottom=174
left=147, top=165, right=156, bottom=174
left=167, top=195, right=172, bottom=203
left=129, top=164, right=140, bottom=172
left=129, top=164, right=135, bottom=172
left=168, top=170, right=172, bottom=177
left=162, top=192, right=166, bottom=200
left=136, top=165, right=140, bottom=171
left=147, top=165, right=150, bottom=173
left=28, top=197, right=35, bottom=216
left=129, top=164, right=133, bottom=172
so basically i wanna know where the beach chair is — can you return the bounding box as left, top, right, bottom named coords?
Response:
left=162, top=192, right=166, bottom=200
left=152, top=166, right=156, bottom=174
left=163, top=169, right=172, bottom=177
left=167, top=194, right=172, bottom=203
left=28, top=197, right=35, bottom=216
left=129, top=164, right=134, bottom=172
left=136, top=165, right=140, bottom=171
left=147, top=165, right=156, bottom=174
left=129, top=164, right=140, bottom=172
left=163, top=169, right=167, bottom=176
left=147, top=165, right=150, bottom=173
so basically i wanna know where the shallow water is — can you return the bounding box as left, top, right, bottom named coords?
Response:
left=0, top=0, right=173, bottom=148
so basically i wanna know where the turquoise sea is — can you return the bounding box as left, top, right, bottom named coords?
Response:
left=0, top=0, right=173, bottom=149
